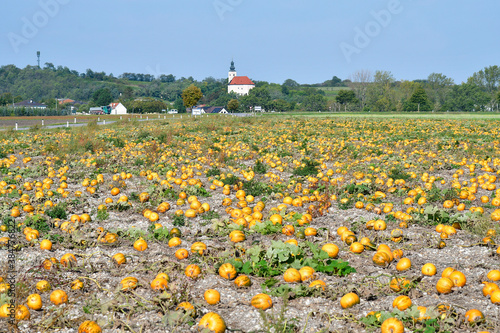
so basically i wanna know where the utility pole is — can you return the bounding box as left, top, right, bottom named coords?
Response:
left=37, top=51, right=41, bottom=68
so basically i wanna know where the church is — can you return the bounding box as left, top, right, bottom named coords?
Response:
left=227, top=61, right=255, bottom=96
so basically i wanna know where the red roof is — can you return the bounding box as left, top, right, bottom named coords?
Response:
left=229, top=76, right=255, bottom=85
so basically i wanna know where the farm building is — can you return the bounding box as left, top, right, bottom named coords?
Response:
left=12, top=100, right=47, bottom=109
left=227, top=61, right=255, bottom=96
left=109, top=103, right=127, bottom=115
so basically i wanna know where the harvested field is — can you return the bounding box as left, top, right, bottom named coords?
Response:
left=0, top=114, right=500, bottom=332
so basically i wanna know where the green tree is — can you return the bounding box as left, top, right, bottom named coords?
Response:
left=403, top=85, right=432, bottom=111
left=443, top=83, right=491, bottom=111
left=227, top=99, right=239, bottom=113
left=336, top=90, right=358, bottom=105
left=173, top=98, right=186, bottom=113
left=121, top=86, right=134, bottom=101
left=92, top=88, right=113, bottom=106
left=270, top=99, right=290, bottom=112
left=426, top=73, right=454, bottom=105
left=283, top=79, right=299, bottom=88
left=467, top=65, right=500, bottom=94
left=302, top=94, right=327, bottom=111
left=181, top=84, right=203, bottom=109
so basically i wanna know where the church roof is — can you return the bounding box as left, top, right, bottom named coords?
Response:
left=229, top=76, right=255, bottom=85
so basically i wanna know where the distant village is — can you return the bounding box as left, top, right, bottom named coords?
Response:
left=8, top=61, right=264, bottom=116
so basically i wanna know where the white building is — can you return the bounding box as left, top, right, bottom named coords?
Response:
left=227, top=61, right=255, bottom=96
left=192, top=107, right=205, bottom=115
left=109, top=103, right=127, bottom=115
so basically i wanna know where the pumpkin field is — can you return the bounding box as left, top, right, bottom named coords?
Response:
left=1, top=114, right=500, bottom=333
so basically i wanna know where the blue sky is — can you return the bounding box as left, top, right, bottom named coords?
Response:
left=1, top=0, right=499, bottom=84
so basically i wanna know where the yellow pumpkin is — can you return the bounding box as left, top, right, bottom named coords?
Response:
left=120, top=277, right=138, bottom=291
left=251, top=293, right=273, bottom=310
left=308, top=280, right=326, bottom=290
left=234, top=275, right=252, bottom=288
left=112, top=253, right=127, bottom=266
left=27, top=293, right=43, bottom=310
left=36, top=280, right=51, bottom=292
left=392, top=295, right=412, bottom=311
left=381, top=317, right=404, bottom=333
left=175, top=248, right=189, bottom=260
left=340, top=292, right=360, bottom=309
left=229, top=230, right=246, bottom=243
left=449, top=270, right=466, bottom=287
left=389, top=277, right=411, bottom=292
left=176, top=301, right=196, bottom=316
left=78, top=320, right=102, bottom=333
left=487, top=269, right=500, bottom=281
left=15, top=305, right=30, bottom=321
left=191, top=241, right=207, bottom=255
left=204, top=289, right=221, bottom=305
left=482, top=282, right=499, bottom=297
left=421, top=263, right=437, bottom=276
left=60, top=253, right=77, bottom=268
left=50, top=289, right=68, bottom=305
left=372, top=251, right=391, bottom=267
left=150, top=277, right=168, bottom=291
left=198, top=312, right=226, bottom=333
left=219, top=263, right=237, bottom=280
left=168, top=237, right=182, bottom=247
left=436, top=277, right=454, bottom=294
left=133, top=238, right=148, bottom=251
left=283, top=268, right=302, bottom=283
left=349, top=242, right=365, bottom=254
left=185, top=264, right=202, bottom=279
left=299, top=266, right=315, bottom=282
left=464, top=309, right=484, bottom=323
left=491, top=289, right=500, bottom=304
left=441, top=267, right=455, bottom=278
left=321, top=243, right=339, bottom=258
left=396, top=258, right=412, bottom=271
left=0, top=304, right=10, bottom=318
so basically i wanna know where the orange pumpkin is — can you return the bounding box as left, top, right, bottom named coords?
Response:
left=321, top=243, right=339, bottom=258
left=204, top=289, right=221, bottom=305
left=191, top=241, right=207, bottom=255
left=50, top=289, right=68, bottom=305
left=185, top=264, right=201, bottom=279
left=340, top=292, right=360, bottom=309
left=381, top=317, right=404, bottom=333
left=27, top=293, right=43, bottom=310
left=436, top=277, right=454, bottom=294
left=283, top=268, right=302, bottom=283
left=218, top=263, right=237, bottom=280
left=133, top=238, right=148, bottom=251
left=449, top=270, right=466, bottom=287
left=392, top=295, right=412, bottom=311
left=234, top=275, right=252, bottom=288
left=421, top=263, right=437, bottom=276
left=299, top=266, right=315, bottom=282
left=396, top=258, right=412, bottom=272
left=198, top=312, right=226, bottom=333
left=78, top=320, right=102, bottom=333
left=464, top=309, right=484, bottom=323
left=175, top=248, right=189, bottom=260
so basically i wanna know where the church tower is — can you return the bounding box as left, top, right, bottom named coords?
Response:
left=228, top=60, right=236, bottom=83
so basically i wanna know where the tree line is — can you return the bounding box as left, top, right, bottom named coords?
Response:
left=0, top=63, right=499, bottom=114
